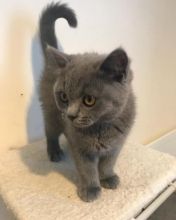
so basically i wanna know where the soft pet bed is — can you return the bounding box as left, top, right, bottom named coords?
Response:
left=0, top=138, right=176, bottom=220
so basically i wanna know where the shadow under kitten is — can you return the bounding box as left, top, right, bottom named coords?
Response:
left=19, top=136, right=77, bottom=185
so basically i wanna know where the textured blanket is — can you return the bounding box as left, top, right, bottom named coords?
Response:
left=0, top=138, right=176, bottom=220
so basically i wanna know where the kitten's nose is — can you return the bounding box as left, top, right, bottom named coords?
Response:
left=67, top=103, right=79, bottom=121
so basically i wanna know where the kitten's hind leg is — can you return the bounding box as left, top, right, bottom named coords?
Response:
left=46, top=136, right=64, bottom=162
left=44, top=109, right=65, bottom=162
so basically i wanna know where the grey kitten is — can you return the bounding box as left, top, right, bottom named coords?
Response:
left=39, top=2, right=135, bottom=202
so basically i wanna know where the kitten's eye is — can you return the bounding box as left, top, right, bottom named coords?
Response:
left=83, top=95, right=96, bottom=107
left=59, top=92, right=68, bottom=103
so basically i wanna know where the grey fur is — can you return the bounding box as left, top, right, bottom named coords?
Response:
left=39, top=2, right=136, bottom=202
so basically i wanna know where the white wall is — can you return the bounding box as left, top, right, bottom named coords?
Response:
left=0, top=0, right=176, bottom=151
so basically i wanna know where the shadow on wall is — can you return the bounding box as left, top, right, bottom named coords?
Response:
left=27, top=33, right=44, bottom=142
left=28, top=24, right=64, bottom=143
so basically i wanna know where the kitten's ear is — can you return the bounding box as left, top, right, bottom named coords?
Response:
left=100, top=48, right=129, bottom=82
left=45, top=45, right=69, bottom=68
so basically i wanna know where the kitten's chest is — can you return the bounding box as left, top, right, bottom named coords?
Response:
left=95, top=126, right=123, bottom=151
left=65, top=123, right=124, bottom=153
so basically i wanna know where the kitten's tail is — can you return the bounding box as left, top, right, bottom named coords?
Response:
left=39, top=2, right=77, bottom=54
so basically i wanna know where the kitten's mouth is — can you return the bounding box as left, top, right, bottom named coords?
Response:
left=72, top=117, right=94, bottom=128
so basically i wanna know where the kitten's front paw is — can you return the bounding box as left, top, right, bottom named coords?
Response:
left=48, top=149, right=64, bottom=162
left=100, top=174, right=119, bottom=189
left=78, top=186, right=101, bottom=202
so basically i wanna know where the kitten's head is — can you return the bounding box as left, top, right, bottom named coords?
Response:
left=46, top=46, right=133, bottom=128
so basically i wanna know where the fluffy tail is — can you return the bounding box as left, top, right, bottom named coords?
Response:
left=39, top=2, right=77, bottom=55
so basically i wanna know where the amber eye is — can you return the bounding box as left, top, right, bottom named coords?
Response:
left=83, top=95, right=96, bottom=107
left=59, top=92, right=68, bottom=103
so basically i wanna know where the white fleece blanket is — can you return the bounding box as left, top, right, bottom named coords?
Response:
left=0, top=138, right=176, bottom=220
